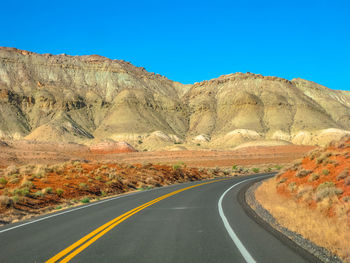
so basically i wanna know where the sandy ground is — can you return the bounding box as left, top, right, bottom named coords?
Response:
left=0, top=140, right=315, bottom=168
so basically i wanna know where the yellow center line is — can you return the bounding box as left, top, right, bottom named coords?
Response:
left=46, top=179, right=226, bottom=263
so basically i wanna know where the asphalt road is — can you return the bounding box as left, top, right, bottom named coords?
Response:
left=0, top=174, right=316, bottom=263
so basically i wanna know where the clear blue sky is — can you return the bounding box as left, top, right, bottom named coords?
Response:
left=1, top=0, right=349, bottom=90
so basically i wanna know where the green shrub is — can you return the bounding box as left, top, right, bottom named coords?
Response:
left=13, top=187, right=30, bottom=197
left=317, top=182, right=334, bottom=191
left=0, top=177, right=7, bottom=185
left=322, top=169, right=330, bottom=175
left=252, top=168, right=260, bottom=173
left=232, top=165, right=238, bottom=170
left=44, top=187, right=53, bottom=194
left=96, top=175, right=102, bottom=181
left=34, top=190, right=44, bottom=198
left=173, top=164, right=181, bottom=170
left=55, top=206, right=62, bottom=210
left=56, top=189, right=64, bottom=196
left=81, top=197, right=90, bottom=203
left=274, top=165, right=282, bottom=170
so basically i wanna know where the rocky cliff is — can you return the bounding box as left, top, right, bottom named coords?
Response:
left=0, top=47, right=349, bottom=149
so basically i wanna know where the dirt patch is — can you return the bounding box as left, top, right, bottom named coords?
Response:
left=0, top=140, right=314, bottom=168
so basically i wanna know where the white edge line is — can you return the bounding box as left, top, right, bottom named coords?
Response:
left=0, top=177, right=220, bottom=234
left=218, top=175, right=271, bottom=263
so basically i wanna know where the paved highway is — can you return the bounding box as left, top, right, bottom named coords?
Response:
left=0, top=174, right=318, bottom=262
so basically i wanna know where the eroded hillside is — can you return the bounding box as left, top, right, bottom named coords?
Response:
left=1, top=47, right=350, bottom=149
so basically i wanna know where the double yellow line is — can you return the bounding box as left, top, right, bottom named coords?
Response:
left=46, top=179, right=225, bottom=262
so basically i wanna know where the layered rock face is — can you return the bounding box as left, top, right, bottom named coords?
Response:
left=0, top=47, right=349, bottom=148
left=185, top=73, right=350, bottom=147
left=0, top=47, right=189, bottom=145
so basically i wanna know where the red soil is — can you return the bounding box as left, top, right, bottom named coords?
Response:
left=276, top=138, right=350, bottom=217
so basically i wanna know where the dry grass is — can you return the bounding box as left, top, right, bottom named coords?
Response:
left=256, top=179, right=350, bottom=261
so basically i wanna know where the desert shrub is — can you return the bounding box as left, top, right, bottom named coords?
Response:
left=337, top=169, right=349, bottom=180
left=88, top=179, right=93, bottom=183
left=308, top=173, right=319, bottom=182
left=317, top=182, right=334, bottom=191
left=100, top=190, right=107, bottom=197
left=173, top=164, right=181, bottom=170
left=44, top=167, right=54, bottom=173
left=8, top=178, right=19, bottom=184
left=13, top=187, right=30, bottom=197
left=11, top=195, right=19, bottom=203
left=56, top=189, right=64, bottom=196
left=278, top=177, right=287, bottom=184
left=309, top=149, right=322, bottom=159
left=34, top=190, right=44, bottom=198
left=5, top=165, right=19, bottom=176
left=33, top=172, right=44, bottom=179
left=274, top=165, right=282, bottom=170
left=44, top=187, right=53, bottom=194
left=316, top=152, right=332, bottom=164
left=79, top=183, right=89, bottom=190
left=0, top=195, right=13, bottom=208
left=297, top=185, right=313, bottom=198
left=232, top=165, right=238, bottom=170
left=0, top=177, right=7, bottom=185
left=81, top=197, right=90, bottom=203
left=342, top=196, right=350, bottom=202
left=96, top=175, right=102, bottom=181
left=223, top=169, right=230, bottom=176
left=73, top=161, right=81, bottom=167
left=21, top=180, right=34, bottom=189
left=265, top=167, right=272, bottom=173
left=55, top=206, right=62, bottom=210
left=295, top=169, right=312, bottom=178
left=316, top=185, right=343, bottom=201
left=252, top=168, right=260, bottom=173
left=288, top=182, right=297, bottom=192
left=322, top=169, right=330, bottom=175
left=101, top=165, right=108, bottom=169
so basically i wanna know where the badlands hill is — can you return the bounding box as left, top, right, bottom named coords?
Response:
left=0, top=47, right=350, bottom=149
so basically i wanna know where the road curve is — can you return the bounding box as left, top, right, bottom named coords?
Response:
left=0, top=175, right=315, bottom=262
